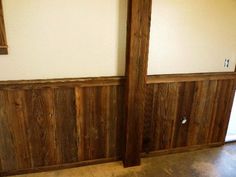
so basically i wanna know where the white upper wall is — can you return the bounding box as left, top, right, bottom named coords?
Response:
left=0, top=0, right=127, bottom=81
left=148, top=0, right=236, bottom=75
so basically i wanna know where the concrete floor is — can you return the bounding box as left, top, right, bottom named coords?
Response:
left=14, top=143, right=236, bottom=177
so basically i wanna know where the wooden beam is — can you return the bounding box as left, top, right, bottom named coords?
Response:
left=0, top=0, right=8, bottom=54
left=123, top=0, right=152, bottom=167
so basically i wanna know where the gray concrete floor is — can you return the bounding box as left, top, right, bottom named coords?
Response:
left=14, top=143, right=236, bottom=177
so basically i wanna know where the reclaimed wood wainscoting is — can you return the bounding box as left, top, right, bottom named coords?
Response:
left=0, top=73, right=235, bottom=176
left=0, top=77, right=125, bottom=176
left=142, top=73, right=236, bottom=155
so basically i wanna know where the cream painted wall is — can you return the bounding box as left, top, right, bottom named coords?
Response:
left=148, top=0, right=236, bottom=75
left=0, top=0, right=127, bottom=81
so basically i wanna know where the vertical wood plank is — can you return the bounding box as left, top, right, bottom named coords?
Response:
left=0, top=157, right=2, bottom=171
left=84, top=87, right=96, bottom=160
left=75, top=87, right=85, bottom=161
left=75, top=86, right=124, bottom=161
left=124, top=0, right=152, bottom=167
left=172, top=82, right=195, bottom=148
left=54, top=88, right=78, bottom=164
left=0, top=90, right=32, bottom=171
left=152, top=83, right=180, bottom=150
left=143, top=84, right=155, bottom=152
left=5, top=90, right=32, bottom=170
left=209, top=80, right=235, bottom=143
left=0, top=90, right=17, bottom=170
left=187, top=81, right=214, bottom=145
left=115, top=86, right=125, bottom=158
left=25, top=89, right=58, bottom=167
left=220, top=80, right=236, bottom=142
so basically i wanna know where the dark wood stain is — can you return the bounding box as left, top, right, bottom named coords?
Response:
left=173, top=82, right=195, bottom=148
left=54, top=88, right=78, bottom=164
left=25, top=89, right=58, bottom=167
left=124, top=0, right=152, bottom=167
left=143, top=78, right=236, bottom=152
left=75, top=86, right=124, bottom=161
left=0, top=74, right=235, bottom=175
left=0, top=90, right=33, bottom=171
left=0, top=90, right=17, bottom=171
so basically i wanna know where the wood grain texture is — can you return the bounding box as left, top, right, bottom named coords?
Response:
left=0, top=90, right=31, bottom=171
left=0, top=83, right=124, bottom=173
left=0, top=74, right=235, bottom=175
left=0, top=77, right=124, bottom=90
left=0, top=0, right=7, bottom=54
left=75, top=86, right=124, bottom=161
left=25, top=89, right=58, bottom=167
left=208, top=80, right=236, bottom=143
left=54, top=88, right=78, bottom=164
left=124, top=0, right=152, bottom=167
left=143, top=78, right=236, bottom=152
left=147, top=72, right=236, bottom=84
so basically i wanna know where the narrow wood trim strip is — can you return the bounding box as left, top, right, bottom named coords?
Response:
left=141, top=143, right=224, bottom=158
left=0, top=76, right=125, bottom=89
left=0, top=158, right=120, bottom=177
left=0, top=72, right=235, bottom=89
left=147, top=72, right=236, bottom=84
left=0, top=45, right=7, bottom=48
left=0, top=0, right=8, bottom=55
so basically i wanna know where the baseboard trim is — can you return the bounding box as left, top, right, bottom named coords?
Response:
left=141, top=143, right=224, bottom=158
left=0, top=157, right=120, bottom=177
left=1, top=143, right=225, bottom=176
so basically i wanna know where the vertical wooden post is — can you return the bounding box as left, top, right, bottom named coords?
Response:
left=0, top=0, right=8, bottom=54
left=123, top=0, right=152, bottom=167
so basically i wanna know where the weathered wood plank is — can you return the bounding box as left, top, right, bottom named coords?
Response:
left=209, top=80, right=235, bottom=143
left=152, top=83, right=180, bottom=150
left=25, top=89, right=58, bottom=167
left=54, top=88, right=78, bottom=164
left=187, top=81, right=215, bottom=146
left=172, top=82, right=196, bottom=148
left=142, top=84, right=155, bottom=153
left=0, top=90, right=17, bottom=170
left=5, top=90, right=32, bottom=170
left=124, top=0, right=152, bottom=167
left=75, top=86, right=124, bottom=161
left=0, top=90, right=32, bottom=171
left=75, top=87, right=85, bottom=161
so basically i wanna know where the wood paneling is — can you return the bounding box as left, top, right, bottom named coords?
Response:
left=124, top=0, right=152, bottom=167
left=143, top=77, right=236, bottom=152
left=54, top=88, right=78, bottom=164
left=173, top=82, right=195, bottom=148
left=208, top=80, right=236, bottom=143
left=25, top=89, right=58, bottom=167
left=0, top=73, right=235, bottom=175
left=0, top=79, right=124, bottom=174
left=143, top=83, right=181, bottom=152
left=75, top=86, right=124, bottom=161
left=0, top=90, right=31, bottom=171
